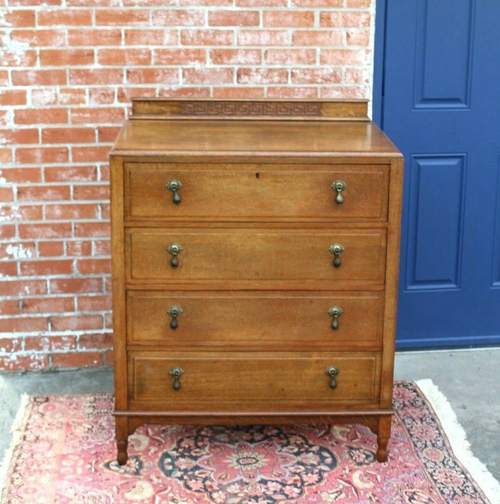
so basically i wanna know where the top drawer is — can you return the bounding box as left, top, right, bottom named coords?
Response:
left=125, top=163, right=389, bottom=222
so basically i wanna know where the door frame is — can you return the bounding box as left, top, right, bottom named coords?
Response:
left=372, top=0, right=387, bottom=126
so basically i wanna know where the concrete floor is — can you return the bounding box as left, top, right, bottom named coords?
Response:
left=1, top=348, right=499, bottom=481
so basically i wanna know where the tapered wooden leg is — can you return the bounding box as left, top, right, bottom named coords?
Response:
left=116, top=416, right=129, bottom=466
left=376, top=415, right=391, bottom=462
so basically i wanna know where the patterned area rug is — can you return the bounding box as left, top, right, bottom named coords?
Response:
left=1, top=381, right=499, bottom=503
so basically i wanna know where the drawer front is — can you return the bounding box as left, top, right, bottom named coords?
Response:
left=126, top=228, right=386, bottom=289
left=127, top=291, right=384, bottom=349
left=125, top=163, right=389, bottom=222
left=128, top=351, right=381, bottom=411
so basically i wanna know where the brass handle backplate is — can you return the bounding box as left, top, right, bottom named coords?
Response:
left=329, top=243, right=344, bottom=268
left=328, top=305, right=343, bottom=330
left=167, top=305, right=183, bottom=330
left=167, top=179, right=182, bottom=205
left=332, top=180, right=347, bottom=204
left=326, top=366, right=340, bottom=389
left=167, top=243, right=183, bottom=268
left=169, top=367, right=184, bottom=391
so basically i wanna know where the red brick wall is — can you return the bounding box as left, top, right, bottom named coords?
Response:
left=0, top=0, right=374, bottom=371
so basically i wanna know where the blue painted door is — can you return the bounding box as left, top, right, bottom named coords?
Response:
left=379, top=0, right=500, bottom=348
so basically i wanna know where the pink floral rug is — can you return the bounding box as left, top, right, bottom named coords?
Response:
left=1, top=381, right=498, bottom=503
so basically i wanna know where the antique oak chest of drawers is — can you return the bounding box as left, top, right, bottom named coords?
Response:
left=110, top=98, right=403, bottom=464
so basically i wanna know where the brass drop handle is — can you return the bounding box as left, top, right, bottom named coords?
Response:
left=169, top=367, right=183, bottom=391
left=167, top=179, right=182, bottom=205
left=326, top=366, right=340, bottom=389
left=167, top=305, right=183, bottom=330
left=328, top=306, right=343, bottom=330
left=332, top=180, right=346, bottom=204
left=167, top=243, right=183, bottom=268
left=329, top=243, right=344, bottom=268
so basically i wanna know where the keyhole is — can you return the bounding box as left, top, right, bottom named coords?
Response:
left=255, top=172, right=260, bottom=179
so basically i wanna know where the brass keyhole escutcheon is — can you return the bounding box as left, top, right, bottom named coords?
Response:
left=328, top=306, right=343, bottom=330
left=331, top=180, right=346, bottom=205
left=326, top=366, right=340, bottom=389
left=169, top=367, right=184, bottom=391
left=329, top=243, right=344, bottom=268
left=167, top=179, right=182, bottom=205
left=167, top=305, right=183, bottom=330
left=167, top=243, right=183, bottom=268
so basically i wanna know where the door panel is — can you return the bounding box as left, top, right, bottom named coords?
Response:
left=380, top=0, right=500, bottom=347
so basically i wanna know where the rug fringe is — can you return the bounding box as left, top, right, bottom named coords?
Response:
left=0, top=394, right=31, bottom=504
left=416, top=379, right=500, bottom=504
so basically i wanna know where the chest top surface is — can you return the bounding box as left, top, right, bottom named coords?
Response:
left=111, top=98, right=401, bottom=158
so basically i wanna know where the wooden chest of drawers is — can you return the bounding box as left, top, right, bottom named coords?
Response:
left=111, top=98, right=403, bottom=465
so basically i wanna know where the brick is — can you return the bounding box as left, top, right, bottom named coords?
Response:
left=38, top=9, right=91, bottom=25
left=51, top=315, right=102, bottom=331
left=208, top=10, right=259, bottom=26
left=19, top=223, right=72, bottom=239
left=238, top=30, right=289, bottom=46
left=292, top=30, right=344, bottom=46
left=95, top=9, right=149, bottom=25
left=74, top=222, right=110, bottom=237
left=102, top=350, right=114, bottom=366
left=11, top=29, right=65, bottom=46
left=237, top=68, right=288, bottom=84
left=320, top=48, right=367, bottom=65
left=153, top=9, right=205, bottom=26
left=12, top=69, right=67, bottom=86
left=16, top=147, right=68, bottom=164
left=0, top=49, right=35, bottom=66
left=19, top=260, right=72, bottom=276
left=292, top=0, right=342, bottom=5
left=66, top=240, right=93, bottom=257
left=0, top=355, right=49, bottom=372
left=181, top=29, right=233, bottom=46
left=291, top=68, right=342, bottom=84
left=72, top=146, right=111, bottom=162
left=265, top=48, right=316, bottom=65
left=76, top=258, right=111, bottom=274
left=0, top=301, right=20, bottom=317
left=45, top=166, right=97, bottom=182
left=73, top=183, right=109, bottom=201
left=40, top=49, right=94, bottom=66
left=0, top=90, right=26, bottom=106
left=45, top=204, right=98, bottom=220
left=51, top=351, right=102, bottom=369
left=210, top=49, right=261, bottom=65
left=154, top=48, right=206, bottom=65
left=0, top=317, right=48, bottom=333
left=15, top=108, right=67, bottom=125
left=127, top=67, right=178, bottom=84
left=18, top=185, right=70, bottom=201
left=22, top=297, right=74, bottom=314
left=78, top=333, right=113, bottom=351
left=42, top=128, right=95, bottom=144
left=0, top=10, right=35, bottom=27
left=50, top=277, right=102, bottom=294
left=70, top=69, right=123, bottom=85
left=213, top=87, right=265, bottom=99
left=93, top=239, right=111, bottom=255
left=183, top=67, right=233, bottom=85
left=71, top=107, right=125, bottom=124
left=263, top=11, right=314, bottom=27
left=0, top=280, right=47, bottom=296
left=77, top=295, right=112, bottom=312
left=237, top=0, right=286, bottom=5
left=68, top=28, right=121, bottom=46
left=98, top=48, right=152, bottom=65
left=0, top=129, right=39, bottom=145
left=0, top=188, right=14, bottom=203
left=38, top=241, right=65, bottom=257
left=125, top=29, right=178, bottom=45
left=25, top=335, right=77, bottom=352
left=0, top=337, right=21, bottom=353
left=0, top=263, right=17, bottom=276
left=90, top=88, right=116, bottom=105
left=346, top=30, right=370, bottom=46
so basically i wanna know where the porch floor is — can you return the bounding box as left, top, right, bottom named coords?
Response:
left=1, top=348, right=499, bottom=479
